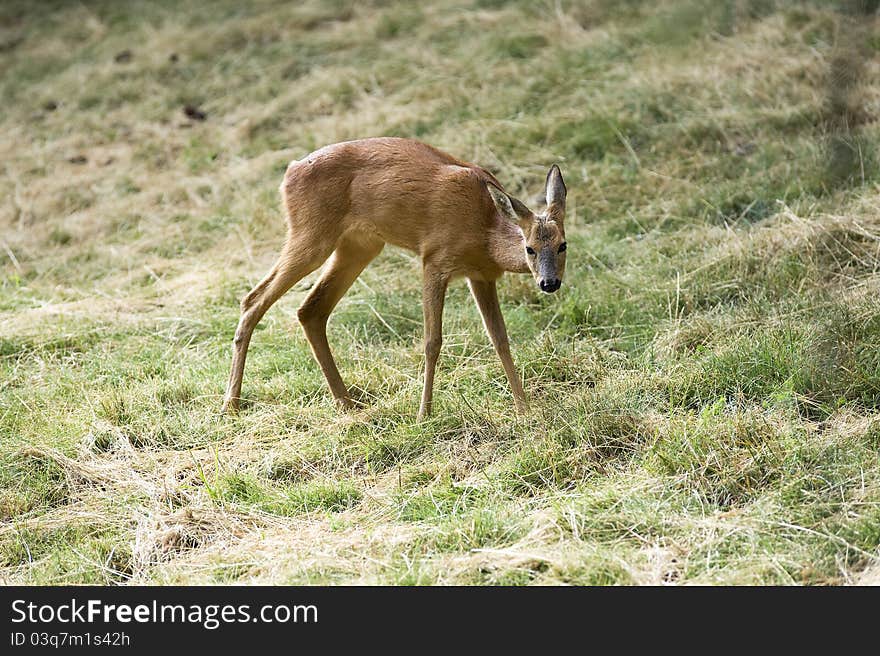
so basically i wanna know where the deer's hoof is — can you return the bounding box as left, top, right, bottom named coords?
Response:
left=336, top=397, right=356, bottom=411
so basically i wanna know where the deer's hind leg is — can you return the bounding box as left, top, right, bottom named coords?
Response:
left=222, top=235, right=334, bottom=414
left=297, top=231, right=385, bottom=408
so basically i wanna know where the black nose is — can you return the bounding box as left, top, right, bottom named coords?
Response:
left=539, top=278, right=561, bottom=293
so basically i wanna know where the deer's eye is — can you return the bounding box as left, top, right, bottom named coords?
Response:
left=558, top=242, right=567, bottom=253
left=526, top=246, right=536, bottom=256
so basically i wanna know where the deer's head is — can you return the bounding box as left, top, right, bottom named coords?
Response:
left=487, top=165, right=567, bottom=293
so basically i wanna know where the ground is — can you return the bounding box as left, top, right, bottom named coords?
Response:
left=2, top=0, right=880, bottom=584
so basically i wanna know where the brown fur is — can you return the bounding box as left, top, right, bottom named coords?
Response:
left=221, top=137, right=566, bottom=418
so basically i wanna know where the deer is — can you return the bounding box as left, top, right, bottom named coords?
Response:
left=221, top=137, right=567, bottom=420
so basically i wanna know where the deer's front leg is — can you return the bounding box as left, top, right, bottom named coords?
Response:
left=418, top=267, right=449, bottom=420
left=468, top=278, right=528, bottom=413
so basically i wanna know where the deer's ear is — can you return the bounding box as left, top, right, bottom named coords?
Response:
left=545, top=164, right=567, bottom=214
left=486, top=182, right=534, bottom=231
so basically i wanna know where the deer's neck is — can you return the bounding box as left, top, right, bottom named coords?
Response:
left=489, top=220, right=530, bottom=274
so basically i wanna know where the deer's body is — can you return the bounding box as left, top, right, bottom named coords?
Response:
left=222, top=137, right=567, bottom=419
left=283, top=139, right=528, bottom=277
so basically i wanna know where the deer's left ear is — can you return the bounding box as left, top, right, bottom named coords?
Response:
left=545, top=164, right=567, bottom=213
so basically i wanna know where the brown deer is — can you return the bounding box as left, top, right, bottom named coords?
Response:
left=222, top=137, right=567, bottom=419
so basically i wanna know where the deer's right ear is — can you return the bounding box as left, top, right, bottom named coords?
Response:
left=486, top=182, right=534, bottom=231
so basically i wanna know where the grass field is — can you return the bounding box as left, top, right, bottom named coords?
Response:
left=2, top=0, right=880, bottom=585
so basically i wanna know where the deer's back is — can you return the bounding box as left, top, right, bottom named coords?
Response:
left=282, top=138, right=502, bottom=261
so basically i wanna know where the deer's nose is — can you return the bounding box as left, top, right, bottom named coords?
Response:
left=539, top=278, right=561, bottom=293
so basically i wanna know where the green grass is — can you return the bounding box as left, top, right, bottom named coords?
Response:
left=2, top=0, right=880, bottom=585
